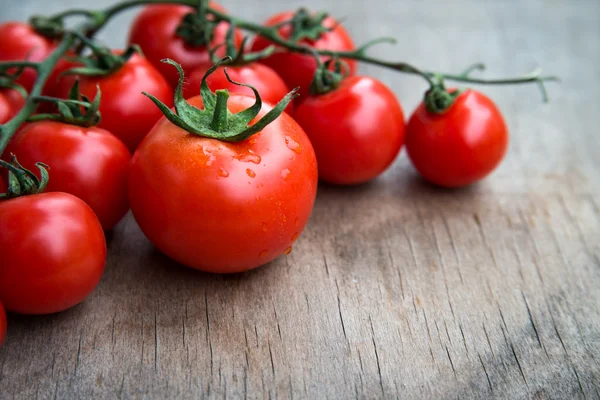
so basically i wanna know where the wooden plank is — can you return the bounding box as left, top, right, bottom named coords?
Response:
left=1, top=0, right=599, bottom=399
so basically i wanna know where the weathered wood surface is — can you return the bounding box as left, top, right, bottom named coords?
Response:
left=1, top=0, right=600, bottom=399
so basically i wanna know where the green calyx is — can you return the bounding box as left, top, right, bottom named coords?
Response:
left=63, top=40, right=139, bottom=77
left=423, top=83, right=463, bottom=114
left=143, top=57, right=298, bottom=143
left=28, top=79, right=101, bottom=127
left=288, top=8, right=333, bottom=42
left=29, top=15, right=64, bottom=39
left=212, top=26, right=278, bottom=66
left=309, top=56, right=349, bottom=96
left=175, top=0, right=215, bottom=47
left=0, top=154, right=49, bottom=200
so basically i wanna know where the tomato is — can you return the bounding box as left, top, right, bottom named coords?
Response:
left=184, top=63, right=290, bottom=107
left=129, top=95, right=318, bottom=273
left=128, top=3, right=241, bottom=88
left=0, top=301, right=6, bottom=347
left=405, top=89, right=509, bottom=188
left=250, top=11, right=356, bottom=99
left=6, top=121, right=131, bottom=230
left=57, top=52, right=173, bottom=152
left=0, top=88, right=25, bottom=124
left=0, top=192, right=106, bottom=314
left=0, top=22, right=58, bottom=92
left=293, top=76, right=405, bottom=185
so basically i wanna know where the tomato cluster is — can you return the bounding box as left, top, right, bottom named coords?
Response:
left=0, top=1, right=512, bottom=347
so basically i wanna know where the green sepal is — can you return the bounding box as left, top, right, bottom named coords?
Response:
left=61, top=43, right=139, bottom=78
left=0, top=154, right=49, bottom=200
left=28, top=79, right=102, bottom=127
left=143, top=57, right=299, bottom=143
left=289, top=8, right=334, bottom=42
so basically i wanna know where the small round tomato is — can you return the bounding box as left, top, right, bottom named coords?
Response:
left=6, top=121, right=131, bottom=230
left=0, top=301, right=6, bottom=347
left=128, top=3, right=241, bottom=87
left=0, top=88, right=25, bottom=124
left=294, top=76, right=405, bottom=185
left=0, top=192, right=106, bottom=314
left=184, top=63, right=289, bottom=107
left=405, top=89, right=509, bottom=188
left=0, top=22, right=57, bottom=92
left=57, top=52, right=173, bottom=152
left=129, top=96, right=318, bottom=273
left=250, top=11, right=356, bottom=99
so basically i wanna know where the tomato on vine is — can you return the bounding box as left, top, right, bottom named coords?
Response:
left=405, top=88, right=509, bottom=188
left=251, top=10, right=356, bottom=99
left=0, top=89, right=25, bottom=124
left=56, top=50, right=173, bottom=152
left=7, top=120, right=131, bottom=230
left=129, top=59, right=318, bottom=273
left=128, top=3, right=241, bottom=88
left=185, top=63, right=290, bottom=107
left=294, top=65, right=405, bottom=185
left=0, top=160, right=106, bottom=315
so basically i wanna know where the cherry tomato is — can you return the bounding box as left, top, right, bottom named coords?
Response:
left=0, top=301, right=6, bottom=347
left=57, top=52, right=173, bottom=152
left=184, top=63, right=289, bottom=107
left=250, top=11, right=356, bottom=99
left=294, top=76, right=405, bottom=185
left=128, top=3, right=242, bottom=88
left=6, top=121, right=131, bottom=230
left=0, top=192, right=106, bottom=314
left=129, top=95, right=318, bottom=273
left=0, top=88, right=25, bottom=124
left=405, top=89, right=509, bottom=188
left=0, top=22, right=57, bottom=92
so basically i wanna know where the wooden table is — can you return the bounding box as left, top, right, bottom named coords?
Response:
left=1, top=0, right=599, bottom=398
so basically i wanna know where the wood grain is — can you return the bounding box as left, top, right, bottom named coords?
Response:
left=1, top=0, right=599, bottom=399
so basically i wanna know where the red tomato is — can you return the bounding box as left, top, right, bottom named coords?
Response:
left=0, top=88, right=25, bottom=124
left=294, top=76, right=405, bottom=185
left=405, top=89, right=509, bottom=188
left=6, top=121, right=131, bottom=230
left=128, top=3, right=241, bottom=87
left=250, top=11, right=356, bottom=99
left=184, top=63, right=289, bottom=107
left=129, top=96, right=318, bottom=273
left=57, top=52, right=173, bottom=152
left=0, top=300, right=5, bottom=346
left=0, top=192, right=106, bottom=314
left=0, top=22, right=57, bottom=92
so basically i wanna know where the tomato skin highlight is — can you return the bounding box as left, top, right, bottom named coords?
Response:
left=0, top=89, right=25, bottom=124
left=57, top=53, right=173, bottom=152
left=129, top=96, right=318, bottom=273
left=0, top=192, right=106, bottom=314
left=128, top=3, right=241, bottom=88
left=250, top=11, right=356, bottom=99
left=405, top=89, right=509, bottom=188
left=294, top=76, right=405, bottom=185
left=0, top=301, right=6, bottom=347
left=6, top=121, right=131, bottom=230
left=184, top=63, right=290, bottom=107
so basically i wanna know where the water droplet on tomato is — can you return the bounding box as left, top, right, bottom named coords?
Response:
left=217, top=168, right=229, bottom=178
left=294, top=217, right=299, bottom=226
left=246, top=169, right=256, bottom=178
left=292, top=232, right=299, bottom=241
left=235, top=150, right=261, bottom=164
left=284, top=246, right=293, bottom=255
left=259, top=249, right=269, bottom=258
left=282, top=215, right=287, bottom=222
left=284, top=136, right=302, bottom=154
left=281, top=168, right=291, bottom=180
left=262, top=223, right=268, bottom=232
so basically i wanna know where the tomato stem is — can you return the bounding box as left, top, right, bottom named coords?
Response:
left=210, top=90, right=230, bottom=132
